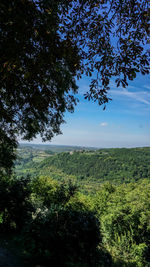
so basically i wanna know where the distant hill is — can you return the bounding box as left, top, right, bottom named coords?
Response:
left=15, top=146, right=150, bottom=186
left=19, top=143, right=98, bottom=153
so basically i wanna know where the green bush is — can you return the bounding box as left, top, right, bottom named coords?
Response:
left=22, top=205, right=102, bottom=266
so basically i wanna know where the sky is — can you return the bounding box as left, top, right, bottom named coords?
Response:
left=21, top=72, right=150, bottom=148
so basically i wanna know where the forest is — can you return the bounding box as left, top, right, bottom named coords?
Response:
left=16, top=146, right=150, bottom=190
left=1, top=145, right=149, bottom=266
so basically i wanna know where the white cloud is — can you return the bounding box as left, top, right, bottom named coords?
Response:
left=100, top=122, right=108, bottom=127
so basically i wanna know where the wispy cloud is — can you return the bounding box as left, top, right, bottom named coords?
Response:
left=100, top=122, right=108, bottom=127
left=144, top=85, right=150, bottom=90
left=110, top=88, right=150, bottom=106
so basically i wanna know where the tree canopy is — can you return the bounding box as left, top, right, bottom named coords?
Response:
left=0, top=0, right=149, bottom=172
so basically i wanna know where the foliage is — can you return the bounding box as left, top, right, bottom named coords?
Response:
left=0, top=129, right=17, bottom=176
left=23, top=206, right=102, bottom=266
left=0, top=0, right=80, bottom=173
left=94, top=180, right=150, bottom=265
left=14, top=146, right=150, bottom=264
left=31, top=175, right=78, bottom=206
left=1, top=170, right=150, bottom=266
left=0, top=174, right=112, bottom=266
left=60, top=0, right=150, bottom=106
left=0, top=175, right=32, bottom=231
left=0, top=0, right=80, bottom=141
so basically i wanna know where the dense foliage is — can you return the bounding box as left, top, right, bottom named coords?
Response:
left=5, top=145, right=148, bottom=265
left=93, top=180, right=150, bottom=266
left=0, top=0, right=80, bottom=172
left=0, top=175, right=111, bottom=266
left=1, top=173, right=150, bottom=266
left=0, top=0, right=80, bottom=140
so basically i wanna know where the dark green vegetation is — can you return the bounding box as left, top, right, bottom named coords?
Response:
left=46, top=147, right=150, bottom=183
left=0, top=175, right=110, bottom=266
left=15, top=144, right=98, bottom=184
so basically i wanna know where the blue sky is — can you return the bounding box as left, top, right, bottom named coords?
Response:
left=21, top=73, right=150, bottom=148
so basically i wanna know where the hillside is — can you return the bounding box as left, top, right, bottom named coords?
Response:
left=15, top=146, right=150, bottom=185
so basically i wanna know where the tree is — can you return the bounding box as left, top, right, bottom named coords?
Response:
left=0, top=0, right=149, bottom=172
left=0, top=129, right=17, bottom=176
left=0, top=0, right=80, bottom=172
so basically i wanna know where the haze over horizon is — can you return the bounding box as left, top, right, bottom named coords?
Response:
left=20, top=74, right=150, bottom=148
